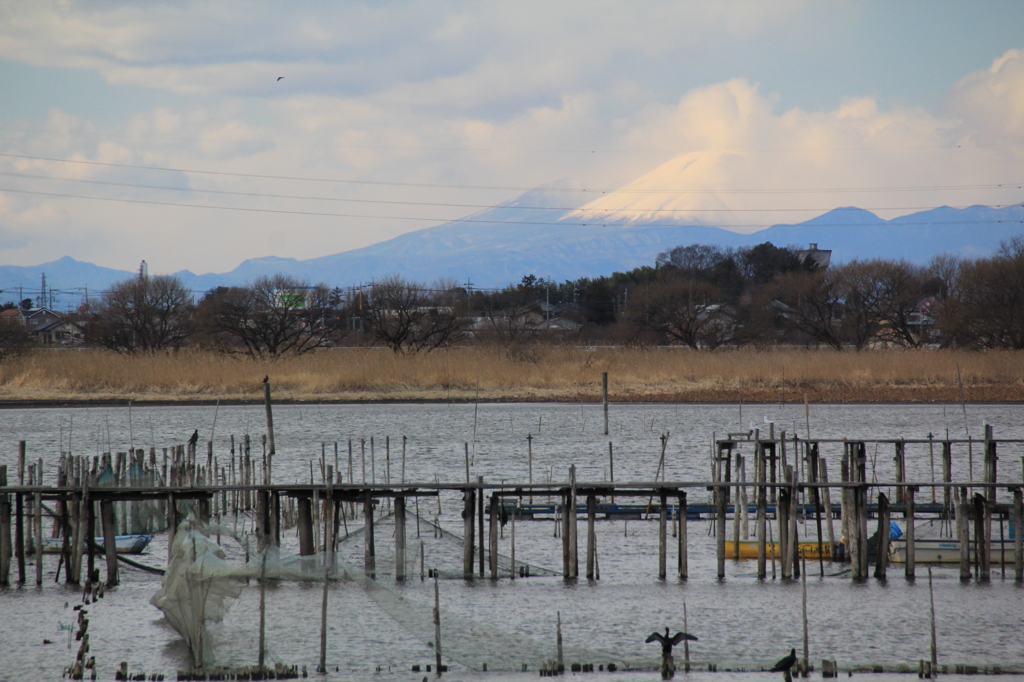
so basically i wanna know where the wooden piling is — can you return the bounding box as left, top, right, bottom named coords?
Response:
left=678, top=492, right=688, bottom=580
left=757, top=441, right=767, bottom=580
left=585, top=494, right=596, bottom=580
left=433, top=577, right=443, bottom=677
left=732, top=454, right=741, bottom=560
left=15, top=489, right=25, bottom=584
left=658, top=492, right=667, bottom=580
left=873, top=493, right=890, bottom=580
left=298, top=496, right=314, bottom=556
left=263, top=380, right=276, bottom=468
left=779, top=486, right=792, bottom=579
left=973, top=493, right=989, bottom=581
left=364, top=490, right=375, bottom=578
left=101, top=500, right=118, bottom=586
left=905, top=486, right=916, bottom=579
left=928, top=567, right=938, bottom=675
left=396, top=495, right=407, bottom=581
left=478, top=476, right=486, bottom=577
left=819, top=459, right=837, bottom=558
left=462, top=488, right=474, bottom=579
left=958, top=488, right=971, bottom=581
left=716, top=483, right=727, bottom=580
left=0, top=467, right=9, bottom=586
left=1014, top=487, right=1023, bottom=582
left=34, top=489, right=43, bottom=586
left=488, top=493, right=498, bottom=579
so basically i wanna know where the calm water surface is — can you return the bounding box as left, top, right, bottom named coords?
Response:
left=1, top=402, right=1023, bottom=681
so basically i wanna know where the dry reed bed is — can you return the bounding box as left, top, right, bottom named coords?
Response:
left=0, top=347, right=1022, bottom=403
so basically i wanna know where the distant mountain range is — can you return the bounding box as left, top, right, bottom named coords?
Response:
left=2, top=199, right=1022, bottom=307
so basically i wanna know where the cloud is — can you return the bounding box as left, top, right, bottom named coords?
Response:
left=944, top=48, right=1024, bottom=142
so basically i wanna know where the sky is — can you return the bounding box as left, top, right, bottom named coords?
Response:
left=0, top=0, right=1022, bottom=276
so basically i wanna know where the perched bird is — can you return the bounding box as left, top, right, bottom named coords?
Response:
left=188, top=429, right=199, bottom=447
left=646, top=628, right=698, bottom=657
left=646, top=628, right=697, bottom=680
left=263, top=375, right=269, bottom=384
left=43, top=639, right=54, bottom=644
left=770, top=648, right=797, bottom=673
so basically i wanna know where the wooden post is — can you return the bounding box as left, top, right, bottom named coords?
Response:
left=602, top=372, right=609, bottom=435
left=477, top=476, right=485, bottom=577
left=263, top=380, right=276, bottom=473
left=298, top=496, right=314, bottom=556
left=396, top=495, right=407, bottom=581
left=894, top=441, right=906, bottom=504
left=716, top=483, right=727, bottom=580
left=928, top=567, right=938, bottom=675
left=801, top=556, right=809, bottom=676
left=34, top=489, right=43, bottom=586
left=757, top=441, right=767, bottom=579
left=568, top=467, right=578, bottom=579
left=101, top=499, right=118, bottom=586
left=556, top=611, right=564, bottom=672
left=561, top=491, right=571, bottom=577
left=873, top=493, right=890, bottom=580
left=819, top=459, right=837, bottom=558
left=364, top=490, right=375, bottom=578
left=1014, top=487, right=1023, bottom=582
left=586, top=494, right=597, bottom=580
left=942, top=441, right=953, bottom=518
left=679, top=489, right=688, bottom=577
left=433, top=577, right=443, bottom=677
left=0, top=467, right=9, bottom=586
left=973, top=493, right=989, bottom=581
left=15, top=490, right=25, bottom=585
left=958, top=488, right=971, bottom=581
left=779, top=486, right=792, bottom=579
left=488, top=493, right=498, bottom=579
left=318, top=546, right=329, bottom=673
left=732, top=453, right=741, bottom=560
left=510, top=515, right=516, bottom=580
left=462, top=488, right=474, bottom=579
left=905, top=486, right=916, bottom=579
left=258, top=552, right=267, bottom=668
left=658, top=492, right=667, bottom=580
left=608, top=442, right=614, bottom=504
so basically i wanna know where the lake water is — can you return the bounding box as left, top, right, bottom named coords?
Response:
left=1, top=402, right=1023, bottom=681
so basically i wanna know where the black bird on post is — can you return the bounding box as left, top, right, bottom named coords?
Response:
left=646, top=628, right=697, bottom=679
left=263, top=375, right=269, bottom=384
left=188, top=429, right=199, bottom=456
left=770, top=648, right=797, bottom=680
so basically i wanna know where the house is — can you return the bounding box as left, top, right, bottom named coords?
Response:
left=1, top=307, right=84, bottom=345
left=796, top=243, right=832, bottom=270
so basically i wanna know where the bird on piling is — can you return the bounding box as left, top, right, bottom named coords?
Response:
left=646, top=628, right=697, bottom=679
left=263, top=375, right=269, bottom=384
left=188, top=429, right=199, bottom=449
left=771, top=648, right=797, bottom=673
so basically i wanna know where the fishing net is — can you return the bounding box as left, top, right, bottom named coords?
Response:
left=150, top=514, right=630, bottom=671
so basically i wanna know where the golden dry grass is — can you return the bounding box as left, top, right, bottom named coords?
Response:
left=0, top=346, right=1022, bottom=403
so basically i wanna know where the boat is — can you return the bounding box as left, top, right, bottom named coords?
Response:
left=38, top=534, right=153, bottom=555
left=724, top=540, right=832, bottom=560
left=888, top=519, right=1018, bottom=564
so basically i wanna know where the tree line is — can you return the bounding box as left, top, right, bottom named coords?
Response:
left=5, top=238, right=1023, bottom=356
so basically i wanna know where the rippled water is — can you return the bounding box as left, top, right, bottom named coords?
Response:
left=1, top=402, right=1023, bottom=681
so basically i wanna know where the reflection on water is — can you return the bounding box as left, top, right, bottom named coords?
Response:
left=1, top=402, right=1023, bottom=680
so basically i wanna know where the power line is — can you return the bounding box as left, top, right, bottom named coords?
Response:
left=0, top=185, right=1020, bottom=230
left=2, top=152, right=1022, bottom=195
left=3, top=170, right=1021, bottom=214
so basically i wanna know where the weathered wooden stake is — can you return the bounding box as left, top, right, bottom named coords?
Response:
left=928, top=567, right=938, bottom=675
left=801, top=556, right=809, bottom=676
left=258, top=552, right=267, bottom=668
left=0, top=467, right=9, bottom=586
left=34, top=489, right=43, bottom=586
left=658, top=492, right=667, bottom=580
left=101, top=500, right=118, bottom=586
left=678, top=492, right=688, bottom=580
left=586, top=494, right=597, bottom=580
left=263, top=380, right=275, bottom=478
left=716, top=483, right=727, bottom=580
left=973, top=493, right=990, bottom=581
left=819, top=459, right=836, bottom=558
left=433, top=577, right=443, bottom=677
left=462, top=488, right=474, bottom=579
left=779, top=486, right=792, bottom=579
left=556, top=611, right=564, bottom=672
left=682, top=601, right=690, bottom=672
left=488, top=493, right=498, bottom=579
left=905, top=486, right=916, bottom=579
left=364, top=490, right=375, bottom=578
left=297, top=496, right=314, bottom=556
left=958, top=488, right=971, bottom=581
left=396, top=495, right=407, bottom=581
left=1014, top=487, right=1023, bottom=582
left=874, top=493, right=890, bottom=580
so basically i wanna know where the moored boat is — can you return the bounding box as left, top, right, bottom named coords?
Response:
left=38, top=534, right=153, bottom=555
left=724, top=539, right=832, bottom=560
left=888, top=519, right=1018, bottom=564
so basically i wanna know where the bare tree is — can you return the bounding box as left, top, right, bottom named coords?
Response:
left=196, top=275, right=340, bottom=357
left=937, top=250, right=1024, bottom=349
left=768, top=270, right=845, bottom=350
left=627, top=276, right=733, bottom=349
left=364, top=276, right=467, bottom=352
left=0, top=313, right=33, bottom=360
left=88, top=275, right=193, bottom=352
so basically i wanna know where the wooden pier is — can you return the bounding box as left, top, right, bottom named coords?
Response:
left=1, top=428, right=1022, bottom=587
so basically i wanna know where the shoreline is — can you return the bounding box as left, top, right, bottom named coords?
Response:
left=1, top=385, right=1021, bottom=408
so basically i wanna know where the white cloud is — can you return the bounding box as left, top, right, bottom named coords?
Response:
left=944, top=48, right=1024, bottom=143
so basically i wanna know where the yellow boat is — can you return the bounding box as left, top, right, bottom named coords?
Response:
left=724, top=540, right=832, bottom=560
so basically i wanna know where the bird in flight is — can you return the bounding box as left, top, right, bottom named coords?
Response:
left=276, top=76, right=285, bottom=81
